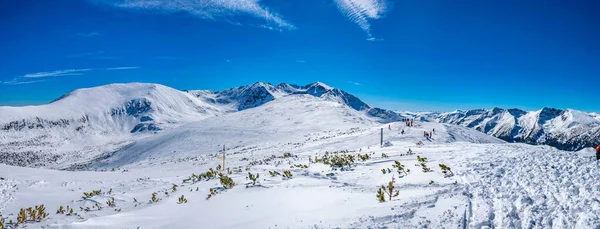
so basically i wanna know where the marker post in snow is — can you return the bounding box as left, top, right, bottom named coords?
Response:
left=380, top=128, right=383, bottom=146
left=217, top=145, right=226, bottom=170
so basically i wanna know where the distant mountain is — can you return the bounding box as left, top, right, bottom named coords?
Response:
left=420, top=107, right=600, bottom=151
left=186, top=82, right=404, bottom=122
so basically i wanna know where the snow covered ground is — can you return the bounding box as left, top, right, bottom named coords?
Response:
left=1, top=117, right=598, bottom=228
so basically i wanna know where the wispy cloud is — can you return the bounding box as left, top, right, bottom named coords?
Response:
left=225, top=59, right=232, bottom=63
left=155, top=56, right=188, bottom=60
left=78, top=32, right=100, bottom=37
left=296, top=60, right=306, bottom=63
left=348, top=81, right=361, bottom=86
left=93, top=0, right=295, bottom=30
left=24, top=69, right=92, bottom=78
left=333, top=0, right=388, bottom=38
left=2, top=80, right=46, bottom=85
left=3, top=66, right=140, bottom=86
left=106, top=66, right=139, bottom=70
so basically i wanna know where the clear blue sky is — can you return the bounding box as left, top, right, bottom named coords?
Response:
left=1, top=0, right=599, bottom=112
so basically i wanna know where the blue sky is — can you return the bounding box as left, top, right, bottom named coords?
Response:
left=1, top=0, right=599, bottom=112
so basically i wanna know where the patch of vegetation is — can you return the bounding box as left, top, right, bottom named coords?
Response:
left=16, top=205, right=48, bottom=225
left=381, top=153, right=388, bottom=158
left=172, top=184, right=178, bottom=192
left=106, top=197, right=116, bottom=207
left=82, top=189, right=102, bottom=199
left=376, top=177, right=399, bottom=202
left=429, top=180, right=435, bottom=185
left=439, top=164, right=454, bottom=177
left=418, top=156, right=431, bottom=172
left=177, top=195, right=188, bottom=204
left=219, top=174, right=235, bottom=189
left=206, top=188, right=218, bottom=200
left=247, top=172, right=260, bottom=186
left=293, top=164, right=309, bottom=169
left=269, top=171, right=281, bottom=177
left=381, top=168, right=392, bottom=174
left=313, top=151, right=356, bottom=170
left=358, top=153, right=371, bottom=161
left=150, top=192, right=161, bottom=203
left=392, top=161, right=409, bottom=176
left=56, top=205, right=74, bottom=215
left=282, top=170, right=293, bottom=179
left=283, top=152, right=293, bottom=158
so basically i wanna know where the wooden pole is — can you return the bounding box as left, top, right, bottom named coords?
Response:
left=222, top=145, right=226, bottom=170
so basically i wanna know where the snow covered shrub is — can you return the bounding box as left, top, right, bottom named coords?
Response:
left=247, top=172, right=260, bottom=186
left=407, top=148, right=414, bottom=155
left=172, top=184, right=178, bottom=192
left=381, top=153, right=389, bottom=158
left=82, top=190, right=102, bottom=199
left=219, top=174, right=235, bottom=189
left=282, top=170, right=293, bottom=179
left=358, top=153, right=370, bottom=161
left=421, top=163, right=431, bottom=173
left=150, top=192, right=161, bottom=203
left=376, top=177, right=399, bottom=202
left=417, top=156, right=427, bottom=163
left=269, top=171, right=281, bottom=176
left=177, top=195, right=188, bottom=204
left=294, top=164, right=309, bottom=169
left=438, top=164, right=454, bottom=177
left=392, top=161, right=408, bottom=176
left=0, top=217, right=4, bottom=229
left=106, top=197, right=116, bottom=207
left=206, top=188, right=217, bottom=200
left=56, top=206, right=65, bottom=214
left=17, top=209, right=26, bottom=224
left=283, top=152, right=293, bottom=158
left=429, top=180, right=434, bottom=185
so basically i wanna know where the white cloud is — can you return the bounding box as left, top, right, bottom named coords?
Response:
left=24, top=69, right=92, bottom=78
left=106, top=66, right=140, bottom=70
left=2, top=80, right=46, bottom=85
left=225, top=59, right=232, bottom=63
left=94, top=0, right=295, bottom=30
left=333, top=0, right=388, bottom=38
left=296, top=60, right=306, bottom=63
left=348, top=81, right=361, bottom=86
left=78, top=32, right=100, bottom=37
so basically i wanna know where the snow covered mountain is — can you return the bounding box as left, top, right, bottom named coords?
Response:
left=421, top=107, right=600, bottom=151
left=187, top=82, right=404, bottom=122
left=0, top=82, right=403, bottom=168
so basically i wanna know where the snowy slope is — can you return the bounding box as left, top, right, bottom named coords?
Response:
left=0, top=83, right=222, bottom=168
left=422, top=107, right=600, bottom=151
left=92, top=96, right=502, bottom=169
left=1, top=118, right=598, bottom=229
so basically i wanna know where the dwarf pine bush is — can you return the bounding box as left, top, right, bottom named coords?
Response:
left=17, top=209, right=26, bottom=224
left=269, top=171, right=281, bottom=177
left=172, top=184, right=178, bottom=192
left=358, top=153, right=370, bottom=161
left=282, top=170, right=293, bottom=179
left=392, top=161, right=408, bottom=176
left=0, top=217, right=4, bottom=229
left=377, top=177, right=399, bottom=202
left=283, top=152, right=293, bottom=158
left=219, top=174, right=235, bottom=189
left=177, top=195, right=188, bottom=204
left=206, top=188, right=217, bottom=200
left=106, top=197, right=116, bottom=207
left=438, top=164, right=453, bottom=177
left=381, top=153, right=389, bottom=158
left=150, top=192, right=161, bottom=203
left=429, top=180, right=434, bottom=185
left=293, top=164, right=309, bottom=169
left=247, top=172, right=260, bottom=186
left=82, top=190, right=102, bottom=199
left=56, top=206, right=65, bottom=214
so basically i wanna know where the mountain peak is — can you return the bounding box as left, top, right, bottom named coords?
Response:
left=306, top=82, right=333, bottom=91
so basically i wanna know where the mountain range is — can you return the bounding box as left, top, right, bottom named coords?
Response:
left=0, top=82, right=598, bottom=169
left=416, top=107, right=600, bottom=151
